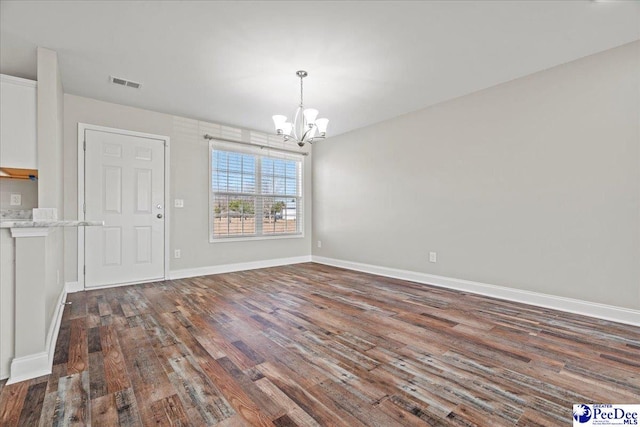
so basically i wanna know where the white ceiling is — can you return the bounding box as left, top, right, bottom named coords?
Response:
left=1, top=1, right=639, bottom=137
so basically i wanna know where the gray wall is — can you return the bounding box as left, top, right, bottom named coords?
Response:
left=313, top=41, right=640, bottom=310
left=63, top=95, right=312, bottom=283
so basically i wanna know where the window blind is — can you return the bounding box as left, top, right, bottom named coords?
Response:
left=209, top=140, right=303, bottom=241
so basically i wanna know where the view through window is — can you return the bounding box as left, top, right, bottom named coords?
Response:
left=210, top=144, right=302, bottom=240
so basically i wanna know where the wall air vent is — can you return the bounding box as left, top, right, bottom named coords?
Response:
left=109, top=75, right=142, bottom=89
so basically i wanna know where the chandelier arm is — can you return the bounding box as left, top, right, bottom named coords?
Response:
left=300, top=125, right=317, bottom=142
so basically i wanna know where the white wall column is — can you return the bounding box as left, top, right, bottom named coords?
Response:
left=8, top=227, right=51, bottom=384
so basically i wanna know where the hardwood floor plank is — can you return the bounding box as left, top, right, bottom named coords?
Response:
left=0, top=380, right=29, bottom=426
left=376, top=397, right=438, bottom=427
left=272, top=413, right=298, bottom=427
left=56, top=371, right=90, bottom=426
left=117, top=326, right=178, bottom=423
left=91, top=393, right=119, bottom=427
left=17, top=381, right=47, bottom=426
left=67, top=292, right=87, bottom=320
left=258, top=361, right=365, bottom=427
left=97, top=295, right=113, bottom=317
left=88, top=326, right=103, bottom=354
left=67, top=317, right=88, bottom=375
left=149, top=394, right=190, bottom=426
left=37, top=392, right=58, bottom=427
left=386, top=393, right=452, bottom=426
left=115, top=387, right=143, bottom=426
left=314, top=379, right=400, bottom=426
left=232, top=340, right=266, bottom=365
left=254, top=377, right=320, bottom=427
left=120, top=301, right=137, bottom=318
left=196, top=358, right=274, bottom=426
left=46, top=363, right=68, bottom=395
left=53, top=323, right=71, bottom=366
left=166, top=353, right=235, bottom=424
left=216, top=356, right=283, bottom=420
left=100, top=325, right=131, bottom=394
left=214, top=413, right=254, bottom=427
left=2, top=263, right=638, bottom=426
left=89, top=350, right=108, bottom=400
left=87, top=294, right=102, bottom=329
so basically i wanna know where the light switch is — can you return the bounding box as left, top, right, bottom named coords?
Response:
left=174, top=199, right=184, bottom=208
left=10, top=193, right=21, bottom=206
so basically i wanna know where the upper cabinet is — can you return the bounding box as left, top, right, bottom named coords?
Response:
left=0, top=74, right=37, bottom=170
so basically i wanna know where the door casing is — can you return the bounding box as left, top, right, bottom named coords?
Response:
left=77, top=123, right=171, bottom=289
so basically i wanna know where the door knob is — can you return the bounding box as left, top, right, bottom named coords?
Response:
left=157, top=213, right=163, bottom=219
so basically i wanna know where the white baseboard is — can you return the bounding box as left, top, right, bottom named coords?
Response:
left=169, top=255, right=313, bottom=280
left=46, top=286, right=67, bottom=367
left=76, top=256, right=313, bottom=291
left=7, top=286, right=67, bottom=384
left=65, top=281, right=83, bottom=293
left=312, top=256, right=640, bottom=327
left=6, top=352, right=49, bottom=384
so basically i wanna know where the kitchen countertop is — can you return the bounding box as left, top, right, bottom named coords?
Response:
left=0, top=219, right=104, bottom=228
left=0, top=209, right=33, bottom=220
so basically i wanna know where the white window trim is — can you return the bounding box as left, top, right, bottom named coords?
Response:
left=208, top=139, right=304, bottom=243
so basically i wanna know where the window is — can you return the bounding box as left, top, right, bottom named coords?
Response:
left=210, top=140, right=303, bottom=241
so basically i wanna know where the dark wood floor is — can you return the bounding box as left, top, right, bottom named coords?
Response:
left=1, top=263, right=638, bottom=426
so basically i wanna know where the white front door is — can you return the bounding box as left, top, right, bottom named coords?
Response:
left=84, top=129, right=165, bottom=288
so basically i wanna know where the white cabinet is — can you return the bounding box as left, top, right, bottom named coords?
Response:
left=0, top=75, right=37, bottom=169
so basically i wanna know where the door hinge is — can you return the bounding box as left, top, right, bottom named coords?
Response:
left=83, top=265, right=86, bottom=275
left=83, top=203, right=86, bottom=213
left=83, top=140, right=86, bottom=151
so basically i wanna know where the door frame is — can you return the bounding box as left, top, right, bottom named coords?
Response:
left=77, top=123, right=171, bottom=289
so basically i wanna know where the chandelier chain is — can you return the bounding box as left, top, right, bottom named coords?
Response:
left=300, top=74, right=304, bottom=107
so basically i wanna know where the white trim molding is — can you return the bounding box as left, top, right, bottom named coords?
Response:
left=312, top=256, right=640, bottom=327
left=82, top=277, right=165, bottom=292
left=170, top=256, right=312, bottom=280
left=66, top=281, right=83, bottom=293
left=66, top=256, right=312, bottom=292
left=10, top=227, right=51, bottom=238
left=7, top=352, right=49, bottom=385
left=0, top=73, right=37, bottom=88
left=45, top=287, right=67, bottom=371
left=7, top=286, right=67, bottom=384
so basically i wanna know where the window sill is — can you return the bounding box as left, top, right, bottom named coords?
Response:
left=209, top=233, right=304, bottom=244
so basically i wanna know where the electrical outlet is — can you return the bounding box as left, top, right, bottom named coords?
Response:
left=317, top=240, right=322, bottom=248
left=429, top=251, right=437, bottom=263
left=174, top=249, right=181, bottom=259
left=174, top=199, right=184, bottom=208
left=10, top=193, right=21, bottom=206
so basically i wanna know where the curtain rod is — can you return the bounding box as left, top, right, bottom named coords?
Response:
left=203, top=134, right=309, bottom=156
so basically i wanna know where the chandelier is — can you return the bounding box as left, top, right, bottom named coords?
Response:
left=272, top=70, right=329, bottom=147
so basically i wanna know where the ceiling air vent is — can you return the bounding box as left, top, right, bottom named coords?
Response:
left=109, top=75, right=142, bottom=89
